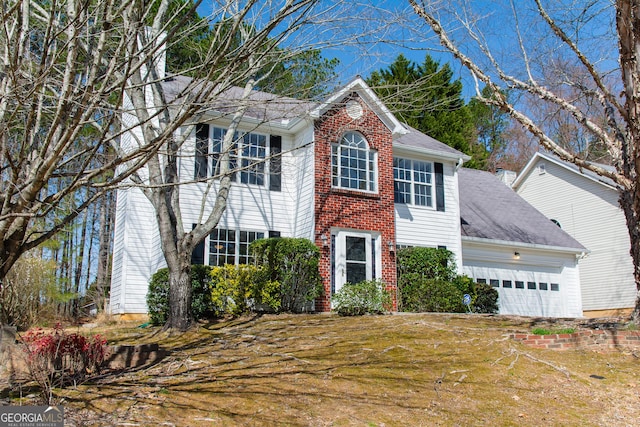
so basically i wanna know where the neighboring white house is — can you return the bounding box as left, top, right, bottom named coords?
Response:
left=109, top=77, right=587, bottom=318
left=513, top=152, right=636, bottom=317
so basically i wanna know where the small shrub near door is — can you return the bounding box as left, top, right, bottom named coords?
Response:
left=473, top=282, right=499, bottom=314
left=400, top=276, right=467, bottom=313
left=332, top=280, right=392, bottom=316
left=396, top=246, right=457, bottom=281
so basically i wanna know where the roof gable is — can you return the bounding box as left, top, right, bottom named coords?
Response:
left=310, top=77, right=406, bottom=137
left=512, top=152, right=617, bottom=191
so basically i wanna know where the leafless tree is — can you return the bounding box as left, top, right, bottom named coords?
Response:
left=0, top=0, right=182, bottom=305
left=119, top=0, right=362, bottom=331
left=0, top=0, right=333, bottom=330
left=407, top=0, right=640, bottom=320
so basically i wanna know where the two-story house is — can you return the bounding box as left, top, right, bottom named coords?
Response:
left=109, top=77, right=586, bottom=318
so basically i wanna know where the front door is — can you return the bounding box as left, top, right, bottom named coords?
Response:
left=334, top=231, right=374, bottom=295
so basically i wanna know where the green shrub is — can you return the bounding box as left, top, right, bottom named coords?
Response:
left=396, top=247, right=499, bottom=314
left=250, top=238, right=323, bottom=312
left=210, top=264, right=275, bottom=316
left=531, top=327, right=575, bottom=335
left=400, top=276, right=466, bottom=313
left=396, top=247, right=457, bottom=282
left=332, top=280, right=392, bottom=316
left=147, top=265, right=213, bottom=326
left=472, top=282, right=499, bottom=314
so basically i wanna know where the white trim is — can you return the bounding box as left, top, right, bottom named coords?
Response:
left=462, top=235, right=589, bottom=256
left=393, top=144, right=471, bottom=162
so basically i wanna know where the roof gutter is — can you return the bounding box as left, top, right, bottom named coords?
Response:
left=393, top=144, right=472, bottom=162
left=461, top=235, right=589, bottom=255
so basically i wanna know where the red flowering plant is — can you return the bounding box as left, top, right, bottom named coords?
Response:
left=20, top=323, right=109, bottom=404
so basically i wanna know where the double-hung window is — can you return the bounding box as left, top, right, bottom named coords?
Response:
left=331, top=131, right=377, bottom=192
left=393, top=158, right=434, bottom=207
left=194, top=124, right=281, bottom=190
left=208, top=228, right=265, bottom=266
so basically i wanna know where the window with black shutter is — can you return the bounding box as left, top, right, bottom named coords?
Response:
left=270, top=136, right=282, bottom=191
left=194, top=124, right=209, bottom=179
left=435, top=162, right=445, bottom=212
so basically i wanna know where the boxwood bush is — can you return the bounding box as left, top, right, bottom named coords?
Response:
left=209, top=264, right=281, bottom=316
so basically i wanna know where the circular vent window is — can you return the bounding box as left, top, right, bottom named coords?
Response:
left=346, top=100, right=363, bottom=119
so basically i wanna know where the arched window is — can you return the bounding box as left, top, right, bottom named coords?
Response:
left=331, top=131, right=377, bottom=192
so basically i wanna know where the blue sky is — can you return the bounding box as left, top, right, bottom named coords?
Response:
left=194, top=1, right=618, bottom=101
left=195, top=1, right=468, bottom=91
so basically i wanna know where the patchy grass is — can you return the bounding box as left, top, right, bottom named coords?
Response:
left=531, top=327, right=576, bottom=335
left=3, top=313, right=640, bottom=426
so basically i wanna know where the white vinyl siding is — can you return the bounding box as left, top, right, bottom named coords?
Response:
left=395, top=158, right=463, bottom=271
left=109, top=186, right=164, bottom=314
left=516, top=159, right=635, bottom=311
left=110, top=122, right=317, bottom=315
left=179, top=125, right=307, bottom=240
left=291, top=127, right=316, bottom=240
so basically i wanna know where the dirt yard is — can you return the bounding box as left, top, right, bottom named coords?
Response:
left=2, top=313, right=640, bottom=426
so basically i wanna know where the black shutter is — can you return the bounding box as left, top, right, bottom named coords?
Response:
left=195, top=124, right=209, bottom=179
left=270, top=135, right=282, bottom=191
left=191, top=224, right=205, bottom=265
left=435, top=162, right=445, bottom=212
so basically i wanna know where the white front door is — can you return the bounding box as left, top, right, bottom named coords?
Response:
left=334, top=231, right=374, bottom=295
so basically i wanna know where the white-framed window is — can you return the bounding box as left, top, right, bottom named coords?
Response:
left=393, top=158, right=434, bottom=207
left=208, top=228, right=265, bottom=266
left=195, top=124, right=281, bottom=190
left=331, top=131, right=377, bottom=192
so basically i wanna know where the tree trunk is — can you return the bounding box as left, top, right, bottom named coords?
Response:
left=620, top=187, right=640, bottom=322
left=166, top=256, right=192, bottom=331
left=95, top=192, right=115, bottom=312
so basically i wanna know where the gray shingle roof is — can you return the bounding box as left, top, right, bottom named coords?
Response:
left=160, top=75, right=316, bottom=122
left=459, top=168, right=586, bottom=250
left=162, top=76, right=471, bottom=159
left=394, top=125, right=468, bottom=159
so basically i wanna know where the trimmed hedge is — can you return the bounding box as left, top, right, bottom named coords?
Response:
left=396, top=246, right=457, bottom=282
left=209, top=264, right=281, bottom=316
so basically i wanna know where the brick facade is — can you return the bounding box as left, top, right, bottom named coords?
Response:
left=313, top=93, right=397, bottom=311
